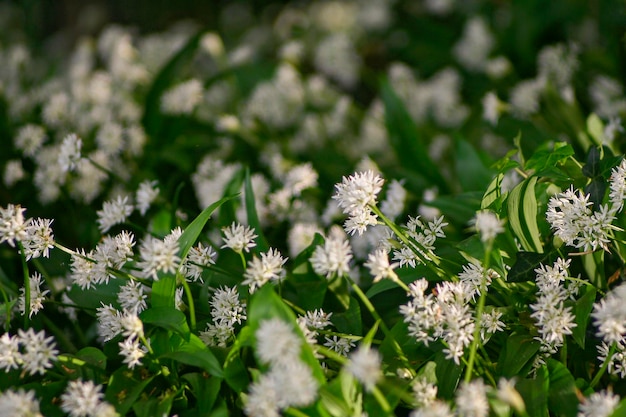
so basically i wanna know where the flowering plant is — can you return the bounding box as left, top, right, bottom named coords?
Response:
left=1, top=1, right=626, bottom=416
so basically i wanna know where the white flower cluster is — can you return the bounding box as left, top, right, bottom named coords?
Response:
left=245, top=318, right=318, bottom=417
left=18, top=272, right=49, bottom=319
left=182, top=242, right=217, bottom=283
left=310, top=231, right=353, bottom=279
left=0, top=204, right=55, bottom=260
left=400, top=279, right=479, bottom=364
left=243, top=248, right=288, bottom=293
left=529, top=258, right=578, bottom=365
left=200, top=286, right=247, bottom=347
left=0, top=329, right=58, bottom=375
left=392, top=215, right=447, bottom=268
left=0, top=389, right=42, bottom=417
left=592, top=281, right=626, bottom=378
left=60, top=379, right=117, bottom=417
left=333, top=170, right=384, bottom=237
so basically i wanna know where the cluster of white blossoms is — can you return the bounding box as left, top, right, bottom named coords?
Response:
left=181, top=241, right=217, bottom=283
left=333, top=170, right=384, bottom=237
left=243, top=248, right=288, bottom=293
left=245, top=318, right=318, bottom=417
left=18, top=272, right=49, bottom=319
left=96, top=181, right=160, bottom=234
left=547, top=160, right=626, bottom=252
left=136, top=229, right=181, bottom=280
left=0, top=388, right=42, bottom=417
left=400, top=278, right=502, bottom=364
left=95, top=304, right=147, bottom=369
left=0, top=204, right=54, bottom=258
left=391, top=215, right=447, bottom=268
left=310, top=229, right=353, bottom=279
left=0, top=329, right=58, bottom=375
left=60, top=379, right=117, bottom=417
left=529, top=258, right=579, bottom=367
left=592, top=282, right=626, bottom=378
left=200, top=286, right=247, bottom=347
left=221, top=222, right=258, bottom=255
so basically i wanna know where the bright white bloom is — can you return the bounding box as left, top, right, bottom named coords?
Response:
left=597, top=340, right=626, bottom=378
left=482, top=91, right=504, bottom=125
left=0, top=332, right=21, bottom=371
left=3, top=159, right=25, bottom=187
left=413, top=378, right=438, bottom=407
left=118, top=337, right=146, bottom=369
left=578, top=390, right=620, bottom=417
left=0, top=204, right=27, bottom=247
left=60, top=379, right=106, bottom=417
left=392, top=215, right=447, bottom=268
left=592, top=282, right=626, bottom=345
left=243, top=248, right=288, bottom=293
left=455, top=380, right=489, bottom=417
left=17, top=328, right=58, bottom=375
left=58, top=133, right=82, bottom=172
left=380, top=179, right=407, bottom=220
left=117, top=280, right=147, bottom=314
left=256, top=318, right=301, bottom=365
left=23, top=217, right=54, bottom=260
left=343, top=209, right=379, bottom=236
left=333, top=170, right=384, bottom=217
left=14, top=124, right=47, bottom=156
left=364, top=248, right=399, bottom=283
left=323, top=336, right=355, bottom=356
left=18, top=272, right=49, bottom=318
left=458, top=263, right=499, bottom=301
left=287, top=223, right=323, bottom=258
left=268, top=361, right=318, bottom=408
left=346, top=345, right=382, bottom=392
left=210, top=286, right=247, bottom=327
left=221, top=222, right=257, bottom=254
left=135, top=180, right=159, bottom=216
left=310, top=234, right=353, bottom=279
left=453, top=16, right=494, bottom=72
left=609, top=159, right=626, bottom=212
left=0, top=389, right=42, bottom=417
left=410, top=400, right=454, bottom=417
left=183, top=242, right=216, bottom=282
left=96, top=196, right=134, bottom=233
left=473, top=210, right=504, bottom=243
left=481, top=309, right=505, bottom=340
left=96, top=303, right=123, bottom=342
left=303, top=309, right=332, bottom=330
left=496, top=378, right=525, bottom=414
left=120, top=312, right=144, bottom=340
left=244, top=372, right=281, bottom=417
left=283, top=163, right=318, bottom=197
left=160, top=78, right=203, bottom=115
left=136, top=235, right=180, bottom=280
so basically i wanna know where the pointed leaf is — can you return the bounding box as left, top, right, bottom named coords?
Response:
left=507, top=177, right=543, bottom=253
left=141, top=306, right=191, bottom=340
left=572, top=286, right=596, bottom=349
left=547, top=359, right=579, bottom=417
left=497, top=333, right=541, bottom=377
left=244, top=167, right=269, bottom=253
left=508, top=252, right=551, bottom=283
left=106, top=367, right=156, bottom=415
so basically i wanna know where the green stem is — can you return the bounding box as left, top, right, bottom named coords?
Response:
left=18, top=243, right=30, bottom=329
left=282, top=297, right=306, bottom=315
left=371, top=386, right=392, bottom=415
left=590, top=343, right=616, bottom=388
left=180, top=277, right=196, bottom=331
left=239, top=251, right=247, bottom=270
left=284, top=408, right=311, bottom=417
left=464, top=244, right=492, bottom=382
left=0, top=285, right=12, bottom=332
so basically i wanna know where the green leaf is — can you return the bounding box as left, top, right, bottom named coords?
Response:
left=67, top=279, right=124, bottom=312
left=178, top=194, right=240, bottom=261
left=75, top=347, right=107, bottom=371
left=455, top=137, right=494, bottom=192
left=516, top=369, right=549, bottom=417
left=151, top=275, right=178, bottom=308
left=586, top=113, right=605, bottom=145
left=434, top=350, right=462, bottom=399
left=610, top=397, right=626, bottom=417
left=481, top=173, right=504, bottom=211
left=182, top=373, right=222, bottom=415
left=497, top=333, right=541, bottom=377
left=572, top=286, right=596, bottom=349
left=133, top=389, right=176, bottom=417
left=381, top=79, right=449, bottom=193
left=326, top=274, right=351, bottom=311
left=508, top=252, right=551, bottom=283
left=106, top=367, right=156, bottom=415
left=223, top=326, right=253, bottom=393
left=244, top=167, right=269, bottom=253
left=141, top=306, right=191, bottom=340
left=162, top=334, right=223, bottom=377
left=507, top=177, right=544, bottom=253
left=426, top=192, right=482, bottom=225
left=332, top=296, right=363, bottom=336
left=547, top=359, right=579, bottom=417
left=525, top=142, right=574, bottom=174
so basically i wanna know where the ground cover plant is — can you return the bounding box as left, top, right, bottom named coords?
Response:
left=1, top=0, right=626, bottom=416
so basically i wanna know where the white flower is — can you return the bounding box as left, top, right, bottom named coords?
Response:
left=160, top=78, right=203, bottom=115
left=413, top=378, right=438, bottom=407
left=0, top=333, right=21, bottom=372
left=221, top=222, right=257, bottom=254
left=380, top=179, right=407, bottom=220
left=22, top=217, right=55, bottom=260
left=18, top=272, right=49, bottom=318
left=118, top=337, right=146, bottom=369
left=183, top=242, right=216, bottom=282
left=333, top=170, right=384, bottom=217
left=14, top=124, right=47, bottom=156
left=458, top=262, right=498, bottom=301
left=455, top=380, right=489, bottom=417
left=283, top=163, right=318, bottom=197
left=310, top=235, right=353, bottom=279
left=0, top=204, right=27, bottom=247
left=256, top=318, right=301, bottom=366
left=136, top=235, right=180, bottom=280
left=592, top=282, right=626, bottom=344
left=96, top=303, right=123, bottom=342
left=60, top=380, right=105, bottom=417
left=117, top=280, right=147, bottom=314
left=210, top=286, right=247, bottom=327
left=58, top=133, right=82, bottom=172
left=17, top=328, right=58, bottom=375
left=0, top=389, right=42, bottom=417
left=364, top=248, right=398, bottom=283
left=244, top=371, right=281, bottom=417
left=473, top=210, right=504, bottom=243
left=303, top=309, right=332, bottom=330
left=120, top=312, right=144, bottom=340
left=3, top=159, right=25, bottom=187
left=135, top=180, right=159, bottom=216
left=609, top=159, right=626, bottom=212
left=243, top=248, right=288, bottom=293
left=96, top=196, right=134, bottom=233
left=578, top=389, right=620, bottom=417
left=346, top=345, right=382, bottom=392
left=323, top=336, right=355, bottom=356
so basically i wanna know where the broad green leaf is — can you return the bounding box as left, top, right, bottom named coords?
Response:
left=572, top=286, right=596, bottom=349
left=67, top=279, right=124, bottom=312
left=244, top=167, right=269, bottom=253
left=507, top=177, right=543, bottom=253
left=525, top=142, right=574, bottom=174
left=320, top=370, right=361, bottom=417
left=434, top=350, right=462, bottom=399
left=583, top=250, right=605, bottom=290
left=515, top=368, right=549, bottom=417
left=381, top=79, right=449, bottom=193
left=182, top=372, right=222, bottom=416
left=481, top=173, right=504, bottom=211
left=610, top=398, right=626, bottom=417
left=223, top=325, right=253, bottom=393
left=547, top=359, right=579, bottom=417
left=141, top=306, right=191, bottom=340
left=75, top=347, right=107, bottom=371
left=455, top=137, right=494, bottom=192
left=497, top=333, right=541, bottom=377
left=106, top=367, right=156, bottom=415
left=162, top=334, right=223, bottom=377
left=178, top=194, right=240, bottom=261
left=133, top=389, right=176, bottom=417
left=151, top=274, right=177, bottom=308
left=426, top=192, right=482, bottom=225
left=331, top=296, right=362, bottom=336
left=586, top=113, right=604, bottom=145
left=507, top=252, right=551, bottom=283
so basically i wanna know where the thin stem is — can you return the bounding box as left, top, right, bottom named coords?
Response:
left=0, top=285, right=12, bottom=332
left=180, top=276, right=196, bottom=331
left=590, top=342, right=616, bottom=388
left=371, top=387, right=392, bottom=414
left=18, top=243, right=30, bottom=329
left=238, top=251, right=247, bottom=270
